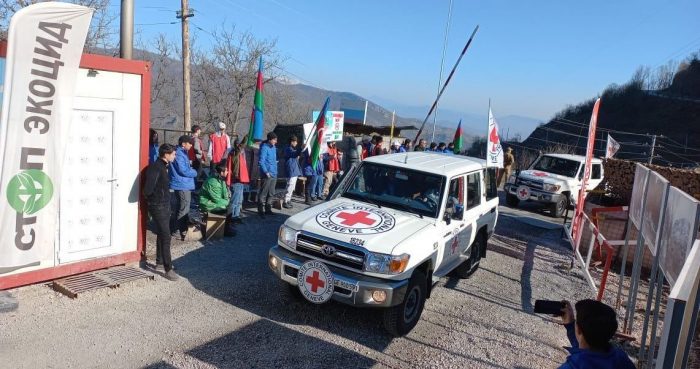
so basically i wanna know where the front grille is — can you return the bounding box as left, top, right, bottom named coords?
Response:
left=296, top=233, right=366, bottom=270
left=516, top=178, right=544, bottom=190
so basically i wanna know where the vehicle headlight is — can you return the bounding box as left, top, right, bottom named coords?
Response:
left=508, top=174, right=516, bottom=184
left=278, top=224, right=298, bottom=249
left=543, top=183, right=561, bottom=192
left=364, top=253, right=410, bottom=274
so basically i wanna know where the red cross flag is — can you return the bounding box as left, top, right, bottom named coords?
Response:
left=605, top=135, right=620, bottom=158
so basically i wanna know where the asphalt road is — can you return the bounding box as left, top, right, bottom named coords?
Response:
left=0, top=193, right=592, bottom=369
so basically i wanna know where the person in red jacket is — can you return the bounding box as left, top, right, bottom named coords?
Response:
left=207, top=122, right=231, bottom=172
left=226, top=138, right=249, bottom=224
left=322, top=141, right=341, bottom=197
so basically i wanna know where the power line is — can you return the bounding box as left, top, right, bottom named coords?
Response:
left=136, top=22, right=178, bottom=26
left=188, top=21, right=324, bottom=90
left=658, top=136, right=700, bottom=153
left=655, top=147, right=699, bottom=164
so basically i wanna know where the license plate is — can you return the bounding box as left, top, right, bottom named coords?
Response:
left=334, top=278, right=359, bottom=292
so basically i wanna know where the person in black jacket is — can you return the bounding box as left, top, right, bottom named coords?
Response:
left=143, top=144, right=179, bottom=281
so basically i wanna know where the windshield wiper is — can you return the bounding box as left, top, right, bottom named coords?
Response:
left=345, top=192, right=381, bottom=208
left=397, top=201, right=423, bottom=218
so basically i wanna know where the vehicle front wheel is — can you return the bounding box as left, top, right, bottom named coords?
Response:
left=383, top=271, right=427, bottom=337
left=506, top=193, right=520, bottom=207
left=550, top=195, right=568, bottom=218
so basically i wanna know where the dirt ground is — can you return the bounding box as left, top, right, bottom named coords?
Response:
left=0, top=196, right=628, bottom=368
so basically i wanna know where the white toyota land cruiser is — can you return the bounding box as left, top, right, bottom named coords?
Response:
left=268, top=152, right=499, bottom=336
left=504, top=153, right=604, bottom=218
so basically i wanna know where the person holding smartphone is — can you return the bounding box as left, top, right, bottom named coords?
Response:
left=555, top=299, right=635, bottom=369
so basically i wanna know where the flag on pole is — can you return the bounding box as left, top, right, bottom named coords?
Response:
left=486, top=108, right=504, bottom=168
left=309, top=97, right=330, bottom=170
left=606, top=134, right=620, bottom=158
left=571, top=98, right=601, bottom=246
left=453, top=119, right=463, bottom=154
left=246, top=56, right=264, bottom=146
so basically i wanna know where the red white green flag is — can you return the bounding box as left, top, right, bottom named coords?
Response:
left=453, top=119, right=463, bottom=154
left=309, top=97, right=330, bottom=170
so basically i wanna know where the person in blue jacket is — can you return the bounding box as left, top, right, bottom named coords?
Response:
left=258, top=132, right=278, bottom=218
left=444, top=142, right=455, bottom=155
left=303, top=149, right=324, bottom=205
left=149, top=129, right=159, bottom=164
left=169, top=135, right=198, bottom=240
left=400, top=139, right=412, bottom=152
left=556, top=299, right=635, bottom=369
left=283, top=135, right=302, bottom=209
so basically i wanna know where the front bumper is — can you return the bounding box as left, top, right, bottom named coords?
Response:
left=268, top=245, right=409, bottom=308
left=504, top=183, right=563, bottom=204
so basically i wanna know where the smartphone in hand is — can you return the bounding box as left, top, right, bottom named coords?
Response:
left=534, top=300, right=566, bottom=316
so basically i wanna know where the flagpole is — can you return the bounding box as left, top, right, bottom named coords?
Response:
left=487, top=99, right=490, bottom=160
left=390, top=110, right=395, bottom=142
left=414, top=25, right=480, bottom=143
left=431, top=0, right=454, bottom=144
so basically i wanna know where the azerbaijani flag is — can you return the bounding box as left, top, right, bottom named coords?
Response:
left=309, top=97, right=330, bottom=170
left=453, top=119, right=463, bottom=154
left=246, top=56, right=264, bottom=146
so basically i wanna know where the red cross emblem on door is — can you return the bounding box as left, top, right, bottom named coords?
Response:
left=305, top=270, right=325, bottom=293
left=451, top=236, right=459, bottom=254
left=336, top=211, right=376, bottom=226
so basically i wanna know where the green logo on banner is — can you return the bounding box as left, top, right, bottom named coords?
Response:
left=6, top=170, right=54, bottom=215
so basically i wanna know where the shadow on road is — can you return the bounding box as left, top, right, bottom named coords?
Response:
left=144, top=319, right=376, bottom=368
left=171, top=211, right=395, bottom=357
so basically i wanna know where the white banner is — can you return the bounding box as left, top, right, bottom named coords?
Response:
left=605, top=134, right=620, bottom=158
left=312, top=110, right=345, bottom=142
left=0, top=3, right=93, bottom=274
left=486, top=108, right=503, bottom=168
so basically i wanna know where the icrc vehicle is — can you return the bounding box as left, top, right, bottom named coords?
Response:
left=504, top=153, right=604, bottom=218
left=268, top=152, right=499, bottom=336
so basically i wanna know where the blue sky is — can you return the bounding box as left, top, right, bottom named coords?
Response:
left=128, top=0, right=700, bottom=121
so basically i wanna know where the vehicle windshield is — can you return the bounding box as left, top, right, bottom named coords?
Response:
left=531, top=155, right=581, bottom=178
left=342, top=163, right=445, bottom=218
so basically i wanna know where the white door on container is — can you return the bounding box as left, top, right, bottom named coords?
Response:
left=58, top=109, right=116, bottom=263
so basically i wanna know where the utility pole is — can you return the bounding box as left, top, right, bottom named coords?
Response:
left=648, top=135, right=657, bottom=165
left=177, top=1, right=195, bottom=132
left=119, top=0, right=134, bottom=59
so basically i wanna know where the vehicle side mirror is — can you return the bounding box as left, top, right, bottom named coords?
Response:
left=453, top=204, right=464, bottom=219
left=443, top=212, right=451, bottom=225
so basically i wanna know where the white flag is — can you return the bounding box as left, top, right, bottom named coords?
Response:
left=486, top=108, right=504, bottom=168
left=605, top=135, right=620, bottom=158
left=0, top=3, right=93, bottom=275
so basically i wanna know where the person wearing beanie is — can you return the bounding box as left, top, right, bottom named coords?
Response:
left=401, top=138, right=412, bottom=153
left=226, top=138, right=249, bottom=224
left=389, top=141, right=401, bottom=154
left=445, top=142, right=455, bottom=155
left=207, top=122, right=231, bottom=172
left=437, top=142, right=447, bottom=152
left=258, top=132, right=278, bottom=217
left=283, top=135, right=303, bottom=209
left=169, top=135, right=198, bottom=241
left=429, top=142, right=438, bottom=151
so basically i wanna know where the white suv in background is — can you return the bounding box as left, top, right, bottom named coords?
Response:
left=504, top=153, right=604, bottom=218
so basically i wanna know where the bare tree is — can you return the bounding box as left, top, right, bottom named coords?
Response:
left=189, top=23, right=285, bottom=137
left=0, top=0, right=118, bottom=53
left=135, top=33, right=180, bottom=122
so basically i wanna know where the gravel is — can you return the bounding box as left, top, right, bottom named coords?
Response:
left=0, top=196, right=594, bottom=369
